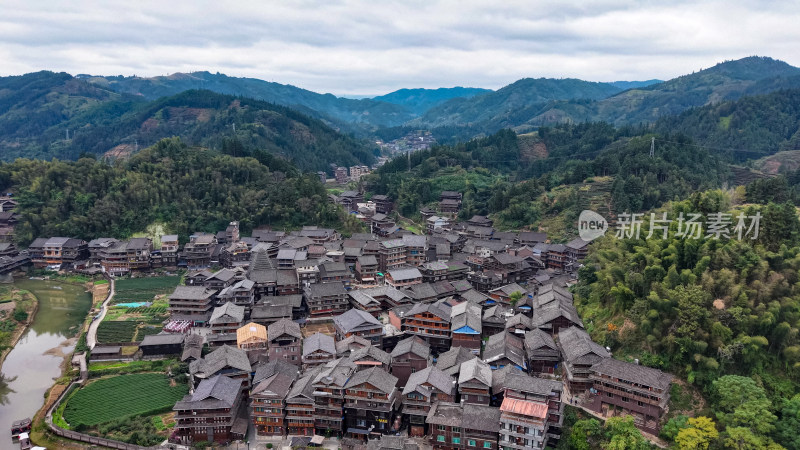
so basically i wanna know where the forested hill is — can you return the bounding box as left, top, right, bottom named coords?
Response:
left=410, top=77, right=623, bottom=130
left=88, top=71, right=416, bottom=129
left=654, top=88, right=800, bottom=159
left=371, top=87, right=492, bottom=115
left=365, top=124, right=729, bottom=237
left=0, top=72, right=375, bottom=172
left=0, top=137, right=353, bottom=245
left=410, top=56, right=800, bottom=138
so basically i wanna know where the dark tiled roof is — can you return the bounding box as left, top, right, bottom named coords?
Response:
left=349, top=344, right=391, bottom=365
left=524, top=328, right=559, bottom=353
left=189, top=345, right=251, bottom=378
left=462, top=403, right=502, bottom=432
left=334, top=308, right=382, bottom=333
left=253, top=358, right=300, bottom=385
left=426, top=402, right=463, bottom=427
left=458, top=358, right=492, bottom=387
left=591, top=358, right=673, bottom=391
left=558, top=326, right=610, bottom=365
left=252, top=372, right=295, bottom=398
left=402, top=366, right=455, bottom=396
left=436, top=347, right=477, bottom=376
left=503, top=372, right=562, bottom=396
left=306, top=281, right=347, bottom=298
left=169, top=286, right=215, bottom=300
left=483, top=331, right=526, bottom=368
left=391, top=335, right=430, bottom=359
left=344, top=367, right=398, bottom=394
left=303, top=332, right=336, bottom=357
left=268, top=317, right=302, bottom=340
left=175, top=374, right=240, bottom=410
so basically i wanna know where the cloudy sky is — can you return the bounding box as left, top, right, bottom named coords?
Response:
left=1, top=0, right=798, bottom=96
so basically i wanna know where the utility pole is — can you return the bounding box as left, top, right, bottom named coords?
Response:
left=66, top=129, right=69, bottom=140
left=407, top=150, right=411, bottom=172
left=650, top=137, right=655, bottom=158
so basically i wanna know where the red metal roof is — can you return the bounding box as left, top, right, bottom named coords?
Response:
left=500, top=397, right=548, bottom=419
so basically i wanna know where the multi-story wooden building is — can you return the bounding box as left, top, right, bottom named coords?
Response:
left=385, top=267, right=423, bottom=288
left=355, top=255, right=379, bottom=284
left=558, top=326, right=610, bottom=394
left=173, top=374, right=245, bottom=445
left=499, top=372, right=564, bottom=449
left=161, top=234, right=180, bottom=267
left=458, top=358, right=492, bottom=405
left=302, top=332, right=336, bottom=369
left=402, top=366, right=455, bottom=437
left=450, top=302, right=483, bottom=354
left=208, top=303, right=245, bottom=347
left=390, top=336, right=431, bottom=388
left=183, top=233, right=217, bottom=269
left=168, top=286, right=217, bottom=325
left=305, top=282, right=349, bottom=318
left=401, top=300, right=452, bottom=354
left=372, top=195, right=393, bottom=214
left=344, top=367, right=400, bottom=439
left=586, top=358, right=672, bottom=435
left=524, top=329, right=561, bottom=375
left=312, top=358, right=357, bottom=436
left=285, top=372, right=318, bottom=436
left=483, top=331, right=527, bottom=371
left=268, top=318, right=303, bottom=366
left=426, top=402, right=501, bottom=450
left=30, top=237, right=88, bottom=268
left=100, top=237, right=152, bottom=274
left=334, top=308, right=384, bottom=347
left=378, top=239, right=407, bottom=273
left=188, top=345, right=252, bottom=394
left=251, top=371, right=295, bottom=437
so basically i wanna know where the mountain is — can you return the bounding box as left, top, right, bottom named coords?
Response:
left=654, top=87, right=800, bottom=161
left=408, top=56, right=800, bottom=136
left=87, top=71, right=416, bottom=129
left=0, top=72, right=374, bottom=172
left=371, top=87, right=491, bottom=115
left=0, top=71, right=125, bottom=142
left=521, top=56, right=800, bottom=129
left=609, top=79, right=663, bottom=90
left=409, top=77, right=623, bottom=130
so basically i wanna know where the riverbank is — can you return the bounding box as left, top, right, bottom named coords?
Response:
left=0, top=285, right=39, bottom=371
left=0, top=279, right=93, bottom=450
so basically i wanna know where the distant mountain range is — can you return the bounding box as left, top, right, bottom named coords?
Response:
left=2, top=56, right=799, bottom=165
left=0, top=73, right=373, bottom=171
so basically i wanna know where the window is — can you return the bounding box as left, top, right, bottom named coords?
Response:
left=437, top=436, right=445, bottom=442
left=468, top=440, right=476, bottom=447
left=453, top=427, right=461, bottom=433
left=621, top=396, right=629, bottom=403
left=483, top=443, right=492, bottom=449
left=437, top=425, right=446, bottom=431
left=357, top=419, right=366, bottom=427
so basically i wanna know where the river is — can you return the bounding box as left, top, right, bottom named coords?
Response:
left=0, top=279, right=92, bottom=449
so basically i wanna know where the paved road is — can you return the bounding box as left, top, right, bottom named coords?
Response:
left=86, top=276, right=115, bottom=349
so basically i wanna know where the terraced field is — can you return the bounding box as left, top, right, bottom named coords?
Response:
left=62, top=373, right=188, bottom=427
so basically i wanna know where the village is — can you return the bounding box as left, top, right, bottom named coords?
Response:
left=0, top=190, right=672, bottom=450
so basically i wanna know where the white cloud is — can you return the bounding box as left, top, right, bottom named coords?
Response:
left=0, top=0, right=798, bottom=95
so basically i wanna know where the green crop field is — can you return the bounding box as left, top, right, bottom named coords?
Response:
left=113, top=276, right=181, bottom=304
left=62, top=373, right=188, bottom=427
left=96, top=321, right=138, bottom=343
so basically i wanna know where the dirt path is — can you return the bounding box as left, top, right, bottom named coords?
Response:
left=86, top=276, right=115, bottom=349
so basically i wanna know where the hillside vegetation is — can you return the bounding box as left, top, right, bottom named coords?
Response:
left=0, top=72, right=375, bottom=171
left=0, top=137, right=348, bottom=244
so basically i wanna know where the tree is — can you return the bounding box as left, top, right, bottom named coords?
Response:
left=604, top=416, right=649, bottom=450
left=775, top=395, right=800, bottom=449
left=660, top=414, right=689, bottom=441
left=675, top=416, right=719, bottom=450
left=568, top=418, right=602, bottom=450
left=509, top=291, right=523, bottom=307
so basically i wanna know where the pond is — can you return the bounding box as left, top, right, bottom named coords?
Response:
left=0, top=279, right=92, bottom=449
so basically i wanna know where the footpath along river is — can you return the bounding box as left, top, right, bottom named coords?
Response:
left=0, top=279, right=91, bottom=449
